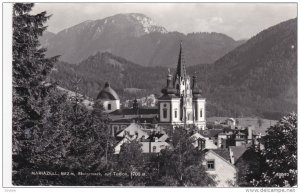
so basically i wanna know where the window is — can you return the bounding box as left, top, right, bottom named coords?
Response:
left=108, top=104, right=111, bottom=110
left=187, top=113, right=190, bottom=120
left=152, top=146, right=157, bottom=153
left=163, top=108, right=168, bottom=119
left=175, top=109, right=177, bottom=118
left=207, top=160, right=215, bottom=170
left=200, top=109, right=203, bottom=118
left=198, top=138, right=206, bottom=150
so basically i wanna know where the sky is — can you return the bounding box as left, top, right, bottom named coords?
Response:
left=32, top=3, right=297, bottom=40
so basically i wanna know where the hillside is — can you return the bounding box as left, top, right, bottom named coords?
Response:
left=50, top=18, right=297, bottom=120
left=41, top=13, right=244, bottom=66
left=50, top=52, right=168, bottom=100
left=189, top=18, right=297, bottom=119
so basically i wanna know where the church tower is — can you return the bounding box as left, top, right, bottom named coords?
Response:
left=173, top=42, right=195, bottom=127
left=158, top=42, right=206, bottom=129
left=192, top=76, right=206, bottom=130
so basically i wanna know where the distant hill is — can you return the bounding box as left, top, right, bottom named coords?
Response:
left=40, top=13, right=244, bottom=66
left=50, top=18, right=297, bottom=120
left=39, top=31, right=55, bottom=47
left=50, top=52, right=168, bottom=100
left=188, top=18, right=297, bottom=119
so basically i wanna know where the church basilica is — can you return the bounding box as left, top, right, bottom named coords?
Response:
left=96, top=43, right=206, bottom=134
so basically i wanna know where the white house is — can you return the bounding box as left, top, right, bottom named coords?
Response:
left=204, top=149, right=237, bottom=187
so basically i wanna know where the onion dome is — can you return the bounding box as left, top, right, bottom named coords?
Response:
left=192, top=76, right=202, bottom=98
left=161, top=73, right=177, bottom=95
left=96, top=82, right=120, bottom=100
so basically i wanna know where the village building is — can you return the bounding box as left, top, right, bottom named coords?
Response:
left=204, top=149, right=237, bottom=187
left=96, top=82, right=120, bottom=113
left=94, top=43, right=263, bottom=187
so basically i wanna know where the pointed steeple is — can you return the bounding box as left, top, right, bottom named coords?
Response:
left=175, top=41, right=186, bottom=80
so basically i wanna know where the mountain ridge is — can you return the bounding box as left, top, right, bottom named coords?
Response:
left=40, top=13, right=244, bottom=66
left=49, top=18, right=297, bottom=120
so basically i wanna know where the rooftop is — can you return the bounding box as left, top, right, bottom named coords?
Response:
left=211, top=148, right=231, bottom=162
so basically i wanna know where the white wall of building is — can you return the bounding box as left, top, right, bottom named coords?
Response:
left=205, top=151, right=237, bottom=187
left=159, top=102, right=171, bottom=122
left=171, top=99, right=180, bottom=123
left=194, top=98, right=206, bottom=129
left=140, top=142, right=170, bottom=153
left=102, top=100, right=120, bottom=113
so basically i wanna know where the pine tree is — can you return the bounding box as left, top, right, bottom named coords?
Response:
left=12, top=3, right=59, bottom=184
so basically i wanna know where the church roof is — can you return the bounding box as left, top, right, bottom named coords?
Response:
left=174, top=41, right=186, bottom=80
left=97, top=82, right=119, bottom=100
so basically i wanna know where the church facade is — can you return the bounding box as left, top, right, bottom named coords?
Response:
left=158, top=43, right=206, bottom=130
left=97, top=42, right=206, bottom=130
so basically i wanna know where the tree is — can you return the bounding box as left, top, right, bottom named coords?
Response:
left=12, top=4, right=114, bottom=185
left=235, top=145, right=264, bottom=187
left=248, top=112, right=297, bottom=187
left=118, top=140, right=144, bottom=173
left=155, top=127, right=216, bottom=186
left=12, top=3, right=59, bottom=184
left=116, top=140, right=145, bottom=185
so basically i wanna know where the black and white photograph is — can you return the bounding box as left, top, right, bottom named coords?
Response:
left=1, top=1, right=298, bottom=191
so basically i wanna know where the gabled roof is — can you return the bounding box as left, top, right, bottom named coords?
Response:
left=147, top=133, right=164, bottom=141
left=116, top=123, right=149, bottom=139
left=211, top=148, right=231, bottom=162
left=229, top=146, right=247, bottom=164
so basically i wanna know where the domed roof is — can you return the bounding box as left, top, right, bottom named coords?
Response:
left=161, top=73, right=178, bottom=96
left=192, top=76, right=203, bottom=98
left=193, top=88, right=202, bottom=98
left=97, top=82, right=120, bottom=100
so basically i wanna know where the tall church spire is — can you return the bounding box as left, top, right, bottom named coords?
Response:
left=175, top=41, right=186, bottom=80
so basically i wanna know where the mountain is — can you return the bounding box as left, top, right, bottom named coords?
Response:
left=50, top=52, right=168, bottom=100
left=50, top=18, right=297, bottom=120
left=188, top=18, right=297, bottom=119
left=41, top=13, right=244, bottom=66
left=39, top=31, right=55, bottom=47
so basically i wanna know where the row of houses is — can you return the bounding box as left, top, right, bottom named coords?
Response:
left=112, top=121, right=257, bottom=187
